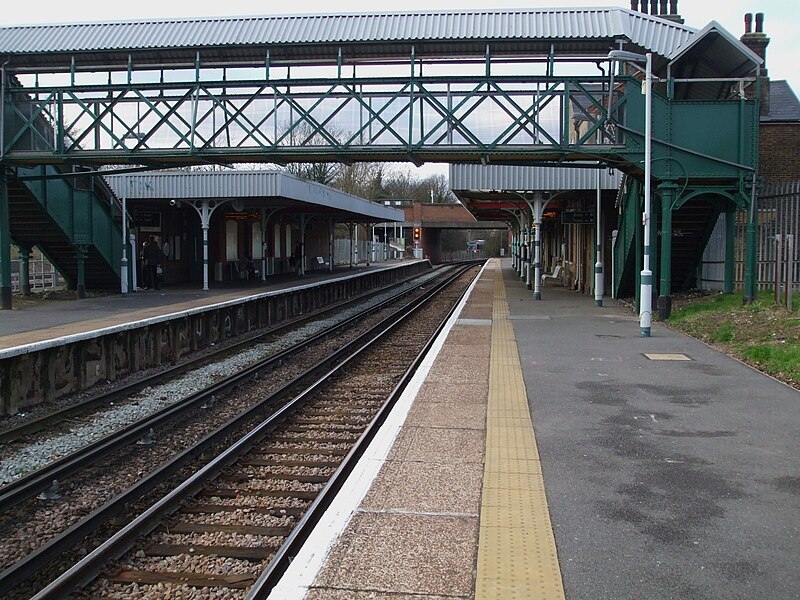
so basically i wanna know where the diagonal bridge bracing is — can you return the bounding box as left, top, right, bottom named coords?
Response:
left=3, top=72, right=632, bottom=166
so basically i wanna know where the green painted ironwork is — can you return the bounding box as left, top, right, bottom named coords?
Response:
left=0, top=173, right=11, bottom=309
left=0, top=50, right=761, bottom=304
left=9, top=166, right=122, bottom=289
left=1, top=72, right=756, bottom=180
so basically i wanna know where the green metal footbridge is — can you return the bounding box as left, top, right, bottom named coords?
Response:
left=0, top=6, right=762, bottom=313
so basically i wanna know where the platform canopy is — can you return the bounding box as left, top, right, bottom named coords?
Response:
left=449, top=164, right=622, bottom=223
left=103, top=170, right=404, bottom=223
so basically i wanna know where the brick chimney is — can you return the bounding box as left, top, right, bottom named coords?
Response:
left=631, top=0, right=683, bottom=24
left=740, top=12, right=770, bottom=115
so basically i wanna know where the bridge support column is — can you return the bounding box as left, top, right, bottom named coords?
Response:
left=724, top=205, right=736, bottom=294
left=18, top=246, right=31, bottom=296
left=743, top=178, right=758, bottom=304
left=658, top=182, right=677, bottom=320
left=0, top=173, right=11, bottom=310
left=76, top=244, right=88, bottom=299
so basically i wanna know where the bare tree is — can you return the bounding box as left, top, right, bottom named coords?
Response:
left=337, top=163, right=385, bottom=199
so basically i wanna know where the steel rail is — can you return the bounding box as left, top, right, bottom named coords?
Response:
left=0, top=264, right=471, bottom=597
left=28, top=262, right=480, bottom=599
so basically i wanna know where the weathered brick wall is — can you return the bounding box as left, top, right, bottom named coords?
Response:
left=759, top=123, right=800, bottom=183
left=405, top=203, right=477, bottom=224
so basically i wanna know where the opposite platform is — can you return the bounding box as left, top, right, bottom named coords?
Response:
left=0, top=262, right=415, bottom=350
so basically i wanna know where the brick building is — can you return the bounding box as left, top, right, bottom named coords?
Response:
left=758, top=80, right=800, bottom=182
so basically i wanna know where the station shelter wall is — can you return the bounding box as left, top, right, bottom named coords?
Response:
left=128, top=203, right=346, bottom=286
left=539, top=192, right=615, bottom=295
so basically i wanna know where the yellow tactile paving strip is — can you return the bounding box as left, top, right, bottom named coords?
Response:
left=475, top=265, right=565, bottom=600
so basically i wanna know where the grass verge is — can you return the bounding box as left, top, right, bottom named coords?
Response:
left=666, top=290, right=800, bottom=390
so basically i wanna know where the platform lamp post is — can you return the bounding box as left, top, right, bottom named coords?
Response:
left=120, top=177, right=130, bottom=294
left=594, top=167, right=604, bottom=307
left=607, top=49, right=652, bottom=336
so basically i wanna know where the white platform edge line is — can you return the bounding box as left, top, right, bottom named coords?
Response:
left=266, top=260, right=491, bottom=600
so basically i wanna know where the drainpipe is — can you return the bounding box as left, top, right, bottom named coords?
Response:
left=328, top=218, right=334, bottom=272
left=120, top=178, right=129, bottom=294
left=299, top=215, right=306, bottom=276
left=525, top=211, right=532, bottom=290
left=611, top=229, right=619, bottom=299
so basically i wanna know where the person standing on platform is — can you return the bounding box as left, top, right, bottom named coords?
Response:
left=142, top=235, right=163, bottom=290
left=238, top=255, right=257, bottom=279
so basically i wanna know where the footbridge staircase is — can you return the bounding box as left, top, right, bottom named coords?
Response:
left=8, top=167, right=122, bottom=291
left=615, top=178, right=723, bottom=299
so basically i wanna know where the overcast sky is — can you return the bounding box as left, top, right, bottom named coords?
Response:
left=2, top=1, right=795, bottom=178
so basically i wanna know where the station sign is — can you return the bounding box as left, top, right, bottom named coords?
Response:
left=134, top=211, right=161, bottom=231
left=561, top=210, right=594, bottom=224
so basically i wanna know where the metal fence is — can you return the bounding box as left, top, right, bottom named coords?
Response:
left=333, top=240, right=394, bottom=265
left=700, top=181, right=799, bottom=294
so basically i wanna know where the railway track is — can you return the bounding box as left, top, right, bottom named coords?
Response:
left=0, top=262, right=482, bottom=599
left=0, top=265, right=454, bottom=507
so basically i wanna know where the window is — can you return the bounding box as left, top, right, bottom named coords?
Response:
left=226, top=220, right=238, bottom=261
left=252, top=222, right=263, bottom=259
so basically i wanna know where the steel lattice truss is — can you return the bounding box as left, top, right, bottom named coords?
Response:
left=3, top=73, right=633, bottom=166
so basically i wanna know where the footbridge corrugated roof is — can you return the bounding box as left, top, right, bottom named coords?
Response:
left=0, top=7, right=696, bottom=63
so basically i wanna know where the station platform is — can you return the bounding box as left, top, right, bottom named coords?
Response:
left=272, top=258, right=800, bottom=600
left=0, top=262, right=411, bottom=350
